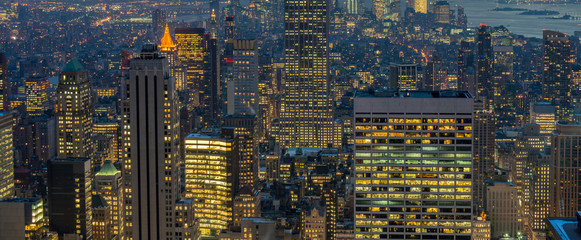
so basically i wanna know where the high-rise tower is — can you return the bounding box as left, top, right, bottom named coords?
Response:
left=122, top=45, right=180, bottom=240
left=279, top=0, right=334, bottom=148
left=57, top=59, right=93, bottom=160
left=227, top=40, right=258, bottom=115
left=543, top=30, right=572, bottom=120
left=353, top=90, right=474, bottom=240
left=476, top=25, right=493, bottom=110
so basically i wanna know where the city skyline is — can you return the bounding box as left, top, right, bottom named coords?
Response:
left=0, top=0, right=581, bottom=239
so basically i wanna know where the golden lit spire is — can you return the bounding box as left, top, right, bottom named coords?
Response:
left=160, top=24, right=175, bottom=51
left=211, top=9, right=216, bottom=21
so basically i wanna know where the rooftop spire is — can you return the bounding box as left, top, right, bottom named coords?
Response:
left=159, top=24, right=176, bottom=51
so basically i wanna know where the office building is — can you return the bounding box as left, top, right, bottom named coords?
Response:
left=550, top=121, right=581, bottom=218
left=0, top=112, right=14, bottom=201
left=0, top=198, right=46, bottom=239
left=57, top=58, right=93, bottom=160
left=530, top=102, right=556, bottom=135
left=543, top=30, right=572, bottom=120
left=486, top=180, right=523, bottom=239
left=227, top=40, right=258, bottom=116
left=354, top=90, right=473, bottom=240
left=0, top=53, right=7, bottom=111
left=222, top=115, right=258, bottom=189
left=473, top=101, right=495, bottom=207
left=175, top=28, right=205, bottom=94
left=25, top=76, right=49, bottom=117
left=279, top=0, right=335, bottom=148
left=122, top=45, right=180, bottom=240
left=47, top=158, right=92, bottom=240
left=184, top=133, right=235, bottom=237
left=94, top=160, right=123, bottom=239
left=389, top=63, right=418, bottom=91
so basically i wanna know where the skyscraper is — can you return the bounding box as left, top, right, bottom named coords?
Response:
left=222, top=115, right=258, bottom=189
left=550, top=121, right=581, bottom=218
left=175, top=28, right=205, bottom=93
left=492, top=46, right=515, bottom=111
left=184, top=133, right=235, bottom=237
left=94, top=160, right=124, bottom=239
left=473, top=100, right=495, bottom=207
left=457, top=41, right=475, bottom=94
left=152, top=9, right=167, bottom=42
left=389, top=63, right=418, bottom=91
left=476, top=25, right=493, bottom=110
left=279, top=0, right=334, bottom=148
left=0, top=53, right=8, bottom=111
left=25, top=76, right=49, bottom=117
left=515, top=124, right=546, bottom=218
left=543, top=30, right=572, bottom=120
left=48, top=158, right=93, bottom=239
left=353, top=90, right=474, bottom=240
left=227, top=40, right=258, bottom=115
left=122, top=45, right=180, bottom=240
left=57, top=58, right=93, bottom=160
left=0, top=112, right=14, bottom=201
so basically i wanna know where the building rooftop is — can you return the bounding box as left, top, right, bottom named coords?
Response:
left=96, top=160, right=120, bottom=176
left=546, top=213, right=581, bottom=240
left=356, top=90, right=472, bottom=99
left=62, top=58, right=85, bottom=72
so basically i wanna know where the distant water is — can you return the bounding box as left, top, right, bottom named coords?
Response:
left=447, top=0, right=581, bottom=38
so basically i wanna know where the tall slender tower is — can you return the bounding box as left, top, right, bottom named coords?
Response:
left=473, top=100, right=495, bottom=207
left=280, top=0, right=334, bottom=148
left=458, top=41, right=475, bottom=94
left=122, top=45, right=180, bottom=240
left=477, top=25, right=493, bottom=110
left=57, top=59, right=93, bottom=160
left=543, top=30, right=572, bottom=120
left=0, top=53, right=8, bottom=111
